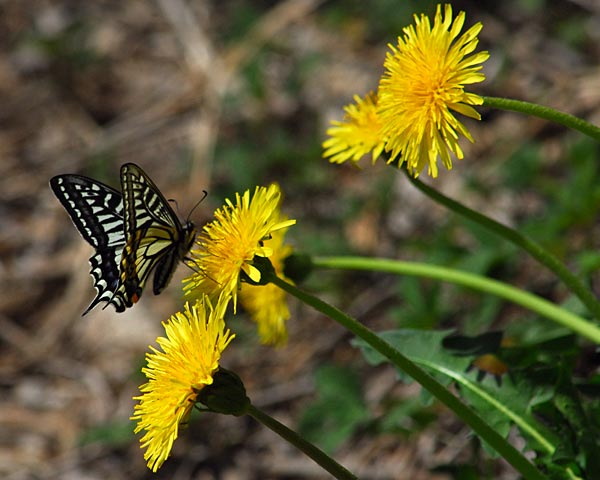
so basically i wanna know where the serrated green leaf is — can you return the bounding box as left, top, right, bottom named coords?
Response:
left=552, top=370, right=600, bottom=478
left=354, top=329, right=468, bottom=388
left=353, top=329, right=559, bottom=458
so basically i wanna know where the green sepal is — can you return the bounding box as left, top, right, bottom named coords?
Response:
left=197, top=368, right=250, bottom=416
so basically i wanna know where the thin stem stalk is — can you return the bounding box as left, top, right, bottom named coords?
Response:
left=404, top=170, right=600, bottom=326
left=312, top=256, right=600, bottom=344
left=247, top=404, right=357, bottom=480
left=482, top=96, right=600, bottom=143
left=270, top=275, right=547, bottom=480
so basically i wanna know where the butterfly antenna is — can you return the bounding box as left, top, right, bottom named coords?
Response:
left=186, top=190, right=208, bottom=222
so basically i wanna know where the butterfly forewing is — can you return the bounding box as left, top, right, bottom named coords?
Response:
left=50, top=175, right=128, bottom=314
left=50, top=175, right=123, bottom=247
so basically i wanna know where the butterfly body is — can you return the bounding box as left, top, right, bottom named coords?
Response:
left=50, top=163, right=196, bottom=314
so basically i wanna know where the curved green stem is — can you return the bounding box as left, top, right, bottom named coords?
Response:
left=246, top=404, right=357, bottom=480
left=482, top=96, right=600, bottom=143
left=404, top=170, right=600, bottom=325
left=312, top=256, right=600, bottom=344
left=269, top=274, right=547, bottom=480
left=247, top=404, right=357, bottom=480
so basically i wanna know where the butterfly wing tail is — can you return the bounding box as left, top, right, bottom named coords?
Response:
left=82, top=247, right=128, bottom=315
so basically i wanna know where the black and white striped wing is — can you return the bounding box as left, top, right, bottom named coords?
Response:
left=50, top=174, right=129, bottom=314
left=116, top=163, right=195, bottom=308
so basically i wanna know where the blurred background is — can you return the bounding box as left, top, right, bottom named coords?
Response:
left=2, top=0, right=600, bottom=478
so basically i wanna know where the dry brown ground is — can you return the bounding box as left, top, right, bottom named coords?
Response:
left=2, top=1, right=600, bottom=479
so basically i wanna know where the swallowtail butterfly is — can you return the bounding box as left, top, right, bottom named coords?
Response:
left=50, top=163, right=196, bottom=314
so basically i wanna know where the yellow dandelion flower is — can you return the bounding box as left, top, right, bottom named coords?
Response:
left=131, top=295, right=234, bottom=472
left=183, top=184, right=296, bottom=311
left=239, top=222, right=293, bottom=346
left=322, top=91, right=386, bottom=165
left=377, top=3, right=489, bottom=177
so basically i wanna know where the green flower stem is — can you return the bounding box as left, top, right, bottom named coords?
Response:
left=269, top=274, right=547, bottom=480
left=313, top=256, right=600, bottom=344
left=246, top=403, right=358, bottom=480
left=404, top=170, right=600, bottom=325
left=482, top=96, right=600, bottom=143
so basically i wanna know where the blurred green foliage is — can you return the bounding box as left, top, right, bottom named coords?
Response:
left=298, top=364, right=369, bottom=454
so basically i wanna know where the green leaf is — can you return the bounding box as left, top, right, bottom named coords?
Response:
left=356, top=329, right=468, bottom=386
left=552, top=369, right=600, bottom=478
left=298, top=364, right=370, bottom=454
left=354, top=329, right=559, bottom=456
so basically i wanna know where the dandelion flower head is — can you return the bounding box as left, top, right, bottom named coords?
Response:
left=322, top=91, right=386, bottom=165
left=377, top=3, right=489, bottom=177
left=131, top=295, right=234, bottom=472
left=183, top=184, right=296, bottom=311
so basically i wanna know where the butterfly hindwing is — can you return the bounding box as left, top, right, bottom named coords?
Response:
left=49, top=174, right=128, bottom=314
